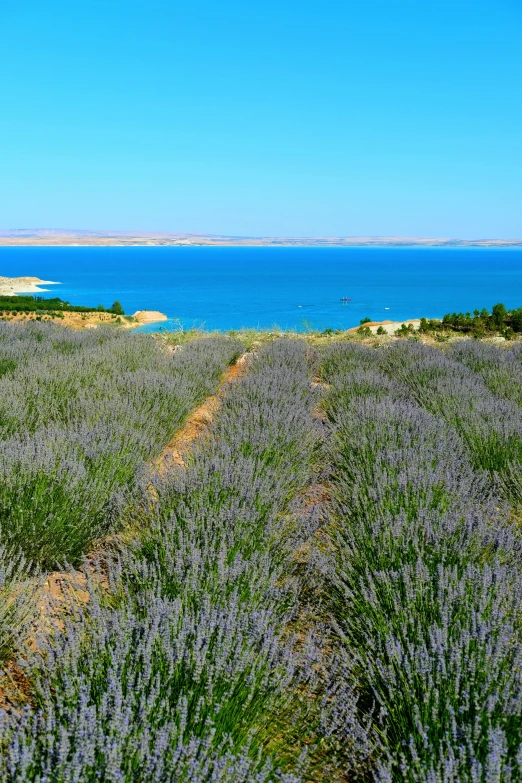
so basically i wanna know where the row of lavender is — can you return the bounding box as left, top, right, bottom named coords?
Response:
left=0, top=340, right=326, bottom=782
left=382, top=341, right=522, bottom=503
left=320, top=340, right=522, bottom=780
left=0, top=323, right=242, bottom=665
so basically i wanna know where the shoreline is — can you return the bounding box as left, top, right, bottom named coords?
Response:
left=0, top=276, right=61, bottom=296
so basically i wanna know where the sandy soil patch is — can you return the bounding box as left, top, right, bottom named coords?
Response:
left=0, top=311, right=167, bottom=330
left=348, top=319, right=422, bottom=335
left=0, top=310, right=125, bottom=329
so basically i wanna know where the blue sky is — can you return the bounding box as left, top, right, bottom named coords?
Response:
left=1, top=0, right=521, bottom=237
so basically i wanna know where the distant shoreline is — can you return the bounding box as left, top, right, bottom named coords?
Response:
left=0, top=231, right=521, bottom=249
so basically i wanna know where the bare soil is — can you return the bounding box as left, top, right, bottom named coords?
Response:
left=0, top=310, right=167, bottom=330
left=0, top=310, right=124, bottom=329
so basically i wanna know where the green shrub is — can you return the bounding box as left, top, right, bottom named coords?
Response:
left=394, top=323, right=415, bottom=337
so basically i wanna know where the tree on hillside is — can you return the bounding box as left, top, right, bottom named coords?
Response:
left=510, top=307, right=522, bottom=332
left=110, top=301, right=124, bottom=315
left=491, top=302, right=507, bottom=327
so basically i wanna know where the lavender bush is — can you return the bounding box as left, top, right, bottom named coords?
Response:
left=0, top=323, right=242, bottom=566
left=0, top=576, right=305, bottom=782
left=449, top=340, right=522, bottom=408
left=379, top=341, right=522, bottom=503
left=319, top=343, right=522, bottom=780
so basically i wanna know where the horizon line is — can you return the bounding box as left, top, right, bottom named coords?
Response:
left=0, top=229, right=521, bottom=247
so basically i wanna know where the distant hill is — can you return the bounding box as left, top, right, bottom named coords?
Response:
left=0, top=229, right=521, bottom=248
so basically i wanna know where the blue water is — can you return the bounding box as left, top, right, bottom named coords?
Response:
left=0, top=246, right=521, bottom=332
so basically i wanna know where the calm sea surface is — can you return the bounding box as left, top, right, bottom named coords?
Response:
left=0, top=246, right=521, bottom=333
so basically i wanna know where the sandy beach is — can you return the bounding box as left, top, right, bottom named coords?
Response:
left=0, top=276, right=61, bottom=296
left=132, top=310, right=168, bottom=324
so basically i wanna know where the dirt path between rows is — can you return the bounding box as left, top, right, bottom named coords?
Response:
left=154, top=353, right=249, bottom=471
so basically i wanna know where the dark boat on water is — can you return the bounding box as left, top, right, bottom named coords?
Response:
left=340, top=297, right=351, bottom=301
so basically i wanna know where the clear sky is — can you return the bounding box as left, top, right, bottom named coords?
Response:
left=1, top=0, right=521, bottom=237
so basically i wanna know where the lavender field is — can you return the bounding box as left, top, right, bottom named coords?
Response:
left=1, top=324, right=522, bottom=781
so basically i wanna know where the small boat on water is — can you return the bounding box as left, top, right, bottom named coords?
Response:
left=340, top=297, right=351, bottom=302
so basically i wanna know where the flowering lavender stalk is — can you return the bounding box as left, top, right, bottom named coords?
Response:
left=0, top=545, right=38, bottom=665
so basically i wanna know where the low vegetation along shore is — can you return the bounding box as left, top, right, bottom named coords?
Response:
left=0, top=305, right=521, bottom=780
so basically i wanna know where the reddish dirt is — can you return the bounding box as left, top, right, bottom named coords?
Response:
left=30, top=571, right=91, bottom=642
left=0, top=660, right=33, bottom=714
